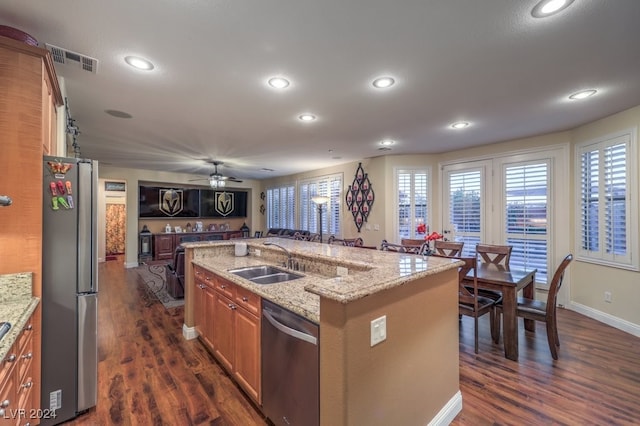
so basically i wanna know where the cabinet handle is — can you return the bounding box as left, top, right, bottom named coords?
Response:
left=1, top=399, right=9, bottom=408
left=205, top=276, right=211, bottom=281
left=24, top=324, right=33, bottom=331
left=228, top=303, right=236, bottom=310
left=199, top=284, right=205, bottom=289
left=242, top=297, right=248, bottom=302
left=22, top=352, right=33, bottom=360
left=6, top=354, right=16, bottom=362
left=21, top=381, right=33, bottom=389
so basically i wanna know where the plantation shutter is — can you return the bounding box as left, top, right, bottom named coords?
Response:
left=504, top=162, right=549, bottom=283
left=447, top=170, right=482, bottom=257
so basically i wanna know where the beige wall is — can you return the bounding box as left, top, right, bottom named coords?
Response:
left=569, top=106, right=640, bottom=328
left=320, top=268, right=460, bottom=425
left=260, top=105, right=640, bottom=332
left=99, top=165, right=261, bottom=267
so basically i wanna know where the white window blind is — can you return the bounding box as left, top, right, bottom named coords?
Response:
left=448, top=170, right=482, bottom=257
left=577, top=131, right=634, bottom=268
left=505, top=162, right=549, bottom=283
left=396, top=170, right=428, bottom=239
left=300, top=174, right=342, bottom=237
left=266, top=185, right=295, bottom=229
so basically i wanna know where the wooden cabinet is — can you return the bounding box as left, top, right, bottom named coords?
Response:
left=192, top=266, right=261, bottom=404
left=193, top=266, right=215, bottom=349
left=0, top=36, right=62, bottom=422
left=153, top=234, right=175, bottom=261
left=0, top=313, right=37, bottom=426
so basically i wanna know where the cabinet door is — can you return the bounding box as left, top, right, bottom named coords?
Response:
left=234, top=308, right=261, bottom=403
left=202, top=285, right=216, bottom=350
left=154, top=234, right=175, bottom=260
left=193, top=280, right=206, bottom=338
left=212, top=293, right=235, bottom=372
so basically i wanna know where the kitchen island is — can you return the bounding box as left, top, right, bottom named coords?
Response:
left=182, top=237, right=462, bottom=426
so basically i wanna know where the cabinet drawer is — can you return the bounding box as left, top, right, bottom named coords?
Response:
left=215, top=277, right=235, bottom=300
left=235, top=285, right=261, bottom=316
left=17, top=335, right=33, bottom=384
left=194, top=265, right=215, bottom=287
left=16, top=323, right=33, bottom=355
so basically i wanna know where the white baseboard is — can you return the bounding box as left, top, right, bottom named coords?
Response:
left=569, top=302, right=640, bottom=338
left=427, top=390, right=462, bottom=426
left=124, top=261, right=139, bottom=269
left=183, top=324, right=198, bottom=340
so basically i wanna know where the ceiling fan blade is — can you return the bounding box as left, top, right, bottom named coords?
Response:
left=228, top=177, right=243, bottom=182
left=188, top=178, right=209, bottom=182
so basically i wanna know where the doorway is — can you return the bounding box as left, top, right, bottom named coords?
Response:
left=105, top=203, right=126, bottom=260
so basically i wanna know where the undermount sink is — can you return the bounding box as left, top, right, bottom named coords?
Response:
left=228, top=265, right=303, bottom=285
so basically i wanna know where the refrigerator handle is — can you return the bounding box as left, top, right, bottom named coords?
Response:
left=77, top=294, right=98, bottom=411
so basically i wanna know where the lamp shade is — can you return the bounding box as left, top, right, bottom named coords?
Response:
left=311, top=195, right=329, bottom=205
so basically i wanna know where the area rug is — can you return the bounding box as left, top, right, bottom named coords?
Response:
left=135, top=264, right=185, bottom=309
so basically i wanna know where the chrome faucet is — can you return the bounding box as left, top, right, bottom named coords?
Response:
left=263, top=242, right=294, bottom=269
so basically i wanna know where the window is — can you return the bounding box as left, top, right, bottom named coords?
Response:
left=396, top=169, right=429, bottom=239
left=504, top=161, right=549, bottom=283
left=266, top=185, right=295, bottom=229
left=300, top=174, right=342, bottom=237
left=444, top=168, right=483, bottom=258
left=576, top=129, right=638, bottom=269
left=441, top=145, right=569, bottom=290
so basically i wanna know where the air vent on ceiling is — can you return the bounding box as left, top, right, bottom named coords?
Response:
left=45, top=43, right=98, bottom=74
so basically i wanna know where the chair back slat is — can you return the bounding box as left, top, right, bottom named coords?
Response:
left=433, top=240, right=464, bottom=257
left=328, top=235, right=364, bottom=246
left=476, top=243, right=512, bottom=268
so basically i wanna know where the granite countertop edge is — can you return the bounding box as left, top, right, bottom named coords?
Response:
left=188, top=238, right=462, bottom=322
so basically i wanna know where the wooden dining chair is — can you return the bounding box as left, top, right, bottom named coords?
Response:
left=327, top=235, right=364, bottom=247
left=433, top=254, right=497, bottom=353
left=476, top=243, right=512, bottom=269
left=493, top=254, right=573, bottom=360
left=433, top=240, right=464, bottom=257
left=381, top=239, right=427, bottom=254
left=472, top=243, right=511, bottom=306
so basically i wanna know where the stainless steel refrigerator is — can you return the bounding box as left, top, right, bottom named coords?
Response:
left=41, top=156, right=98, bottom=425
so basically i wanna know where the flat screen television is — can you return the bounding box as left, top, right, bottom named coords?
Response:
left=139, top=186, right=200, bottom=218
left=200, top=190, right=248, bottom=218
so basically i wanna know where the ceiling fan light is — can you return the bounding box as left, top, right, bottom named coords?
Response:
left=209, top=176, right=226, bottom=188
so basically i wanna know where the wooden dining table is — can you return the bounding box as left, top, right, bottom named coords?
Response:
left=464, top=263, right=537, bottom=361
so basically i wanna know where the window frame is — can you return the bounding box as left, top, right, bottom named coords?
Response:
left=395, top=168, right=431, bottom=241
left=299, top=173, right=343, bottom=238
left=574, top=128, right=638, bottom=271
left=265, top=184, right=296, bottom=230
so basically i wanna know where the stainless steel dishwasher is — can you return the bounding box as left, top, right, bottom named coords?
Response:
left=262, top=300, right=319, bottom=426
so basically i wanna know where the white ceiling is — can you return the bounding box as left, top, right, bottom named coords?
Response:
left=2, top=0, right=640, bottom=180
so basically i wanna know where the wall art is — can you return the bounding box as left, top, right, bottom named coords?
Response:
left=345, top=162, right=374, bottom=232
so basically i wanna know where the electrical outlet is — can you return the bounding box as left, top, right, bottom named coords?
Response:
left=370, top=315, right=387, bottom=347
left=604, top=291, right=612, bottom=303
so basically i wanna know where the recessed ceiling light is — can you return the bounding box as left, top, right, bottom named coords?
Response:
left=380, top=139, right=395, bottom=146
left=298, top=114, right=316, bottom=122
left=268, top=77, right=290, bottom=89
left=105, top=109, right=133, bottom=119
left=372, top=76, right=395, bottom=89
left=531, top=0, right=575, bottom=18
left=568, top=89, right=597, bottom=100
left=124, top=56, right=154, bottom=70
left=450, top=121, right=470, bottom=129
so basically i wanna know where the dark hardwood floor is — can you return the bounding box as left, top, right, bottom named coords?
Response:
left=64, top=257, right=640, bottom=425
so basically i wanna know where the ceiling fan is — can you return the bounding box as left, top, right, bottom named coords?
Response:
left=189, top=161, right=243, bottom=188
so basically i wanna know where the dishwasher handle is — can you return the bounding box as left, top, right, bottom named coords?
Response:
left=263, top=309, right=318, bottom=346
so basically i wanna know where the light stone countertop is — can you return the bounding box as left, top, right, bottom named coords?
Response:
left=0, top=272, right=40, bottom=361
left=185, top=237, right=461, bottom=323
